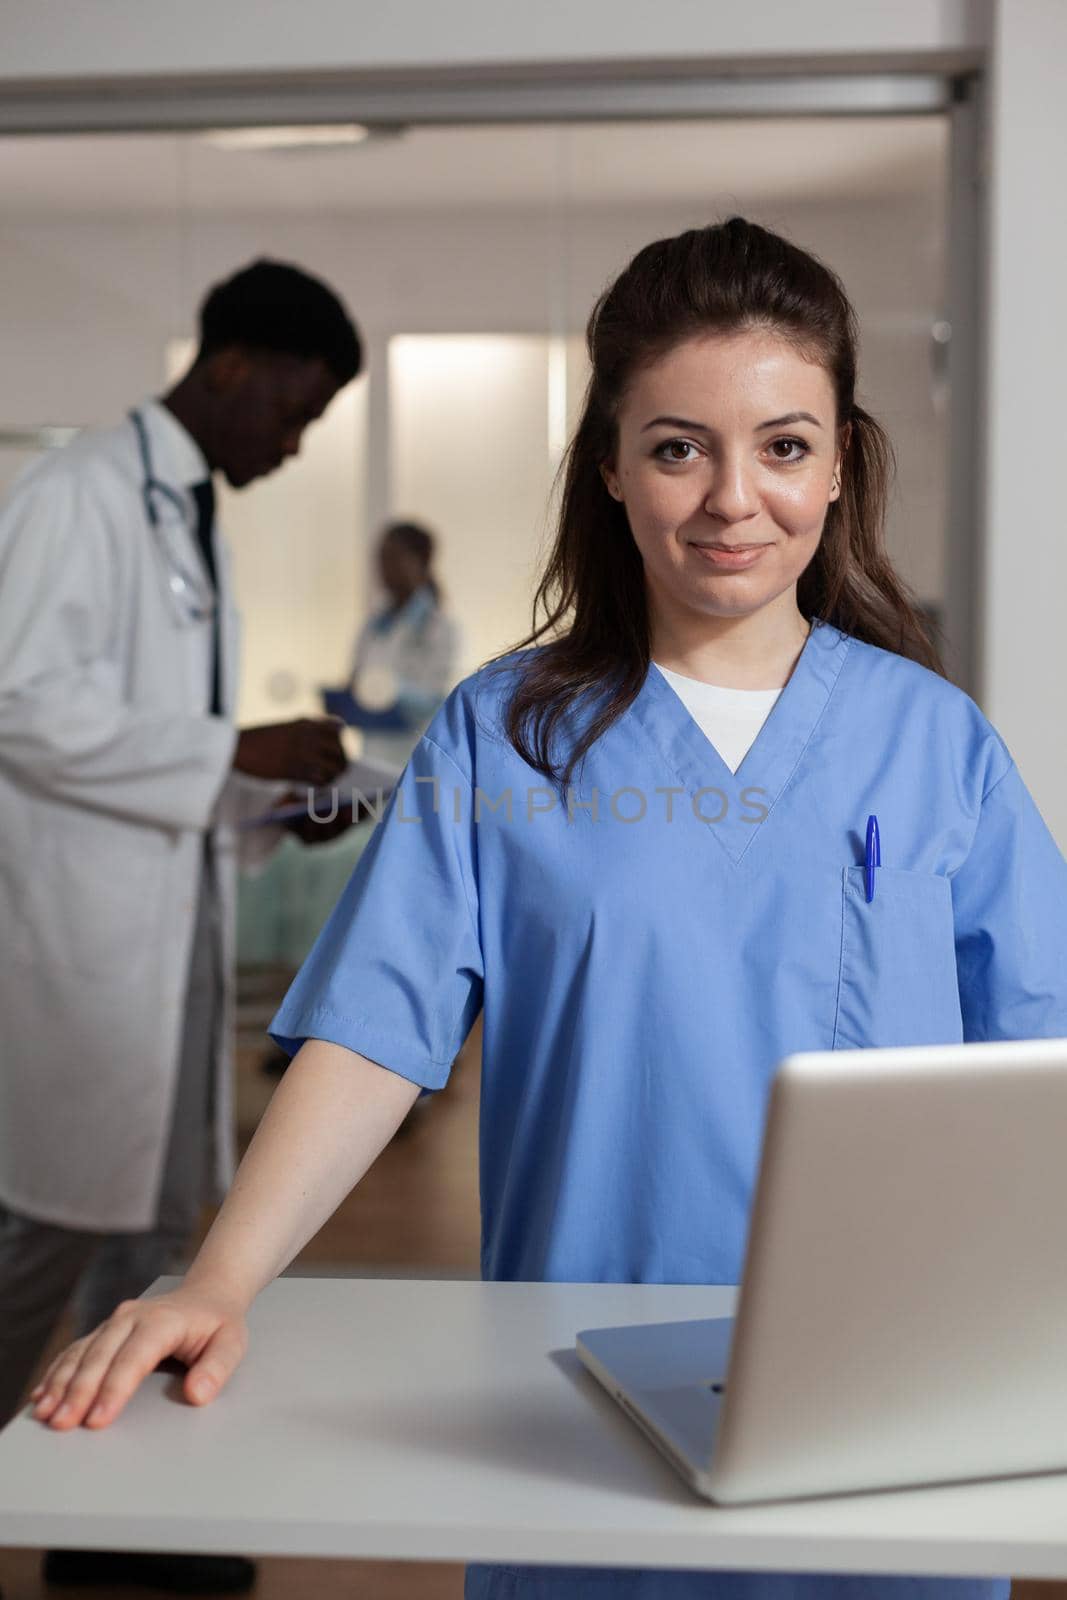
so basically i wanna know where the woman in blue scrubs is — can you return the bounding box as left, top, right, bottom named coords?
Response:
left=36, top=218, right=1067, bottom=1599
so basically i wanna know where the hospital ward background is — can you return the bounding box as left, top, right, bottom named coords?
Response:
left=1, top=7, right=1064, bottom=1594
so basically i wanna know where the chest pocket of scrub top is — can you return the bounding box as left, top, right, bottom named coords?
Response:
left=833, top=867, right=963, bottom=1050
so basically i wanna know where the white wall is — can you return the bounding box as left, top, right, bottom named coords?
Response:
left=390, top=335, right=557, bottom=677
left=219, top=381, right=368, bottom=725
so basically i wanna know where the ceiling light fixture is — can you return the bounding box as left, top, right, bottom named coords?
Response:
left=202, top=124, right=374, bottom=152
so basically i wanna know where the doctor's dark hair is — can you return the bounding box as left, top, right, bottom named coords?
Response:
left=196, top=259, right=362, bottom=386
left=494, top=217, right=943, bottom=792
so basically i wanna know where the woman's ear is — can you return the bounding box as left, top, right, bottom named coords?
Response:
left=600, top=461, right=624, bottom=502
left=829, top=420, right=852, bottom=503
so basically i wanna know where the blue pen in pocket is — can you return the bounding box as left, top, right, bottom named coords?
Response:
left=865, top=814, right=881, bottom=903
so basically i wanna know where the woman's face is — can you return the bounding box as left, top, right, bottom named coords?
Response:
left=378, top=535, right=425, bottom=601
left=603, top=328, right=843, bottom=632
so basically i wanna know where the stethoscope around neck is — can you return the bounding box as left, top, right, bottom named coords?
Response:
left=129, top=408, right=216, bottom=624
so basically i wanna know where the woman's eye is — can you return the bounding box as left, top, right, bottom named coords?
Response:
left=655, top=438, right=699, bottom=463
left=767, top=436, right=809, bottom=463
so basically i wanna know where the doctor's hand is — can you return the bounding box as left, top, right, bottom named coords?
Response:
left=233, top=718, right=347, bottom=788
left=276, top=788, right=360, bottom=845
left=30, top=1285, right=249, bottom=1432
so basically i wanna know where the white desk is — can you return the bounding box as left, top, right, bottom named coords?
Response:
left=1, top=1279, right=1066, bottom=1579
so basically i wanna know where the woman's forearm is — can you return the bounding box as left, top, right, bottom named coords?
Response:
left=183, top=1038, right=420, bottom=1310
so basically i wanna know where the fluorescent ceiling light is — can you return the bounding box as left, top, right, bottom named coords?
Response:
left=203, top=125, right=372, bottom=151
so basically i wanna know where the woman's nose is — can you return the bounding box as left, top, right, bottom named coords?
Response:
left=702, top=461, right=759, bottom=523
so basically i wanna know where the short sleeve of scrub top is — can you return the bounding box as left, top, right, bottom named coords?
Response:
left=269, top=726, right=483, bottom=1089
left=952, top=759, right=1067, bottom=1042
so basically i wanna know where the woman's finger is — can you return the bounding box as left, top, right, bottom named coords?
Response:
left=79, top=1317, right=203, bottom=1429
left=30, top=1335, right=93, bottom=1418
left=33, top=1312, right=139, bottom=1425
left=183, top=1320, right=248, bottom=1407
left=31, top=1332, right=89, bottom=1396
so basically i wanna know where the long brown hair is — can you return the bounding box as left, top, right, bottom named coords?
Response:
left=492, top=217, right=942, bottom=792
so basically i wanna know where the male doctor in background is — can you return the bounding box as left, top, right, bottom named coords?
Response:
left=0, top=259, right=360, bottom=1592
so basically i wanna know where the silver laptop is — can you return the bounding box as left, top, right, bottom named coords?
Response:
left=577, top=1038, right=1067, bottom=1504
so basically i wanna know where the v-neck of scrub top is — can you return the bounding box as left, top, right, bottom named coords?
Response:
left=629, top=619, right=852, bottom=866
left=652, top=663, right=782, bottom=774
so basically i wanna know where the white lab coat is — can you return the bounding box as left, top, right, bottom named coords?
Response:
left=0, top=401, right=273, bottom=1231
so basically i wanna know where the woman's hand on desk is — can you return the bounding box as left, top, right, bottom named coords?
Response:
left=30, top=1285, right=249, bottom=1431
left=32, top=1041, right=420, bottom=1432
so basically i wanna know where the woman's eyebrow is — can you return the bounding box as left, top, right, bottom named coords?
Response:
left=757, top=411, right=823, bottom=431
left=641, top=411, right=823, bottom=433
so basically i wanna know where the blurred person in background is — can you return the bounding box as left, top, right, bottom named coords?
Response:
left=256, top=519, right=462, bottom=1079
left=0, top=258, right=360, bottom=1594
left=333, top=518, right=462, bottom=768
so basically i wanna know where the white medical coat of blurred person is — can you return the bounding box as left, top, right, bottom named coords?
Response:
left=0, top=403, right=278, bottom=1235
left=0, top=268, right=360, bottom=1600
left=0, top=259, right=360, bottom=1322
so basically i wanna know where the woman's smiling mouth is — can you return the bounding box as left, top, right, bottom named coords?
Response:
left=688, top=541, right=770, bottom=569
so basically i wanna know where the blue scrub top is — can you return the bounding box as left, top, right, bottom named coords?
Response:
left=272, top=621, right=1067, bottom=1600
